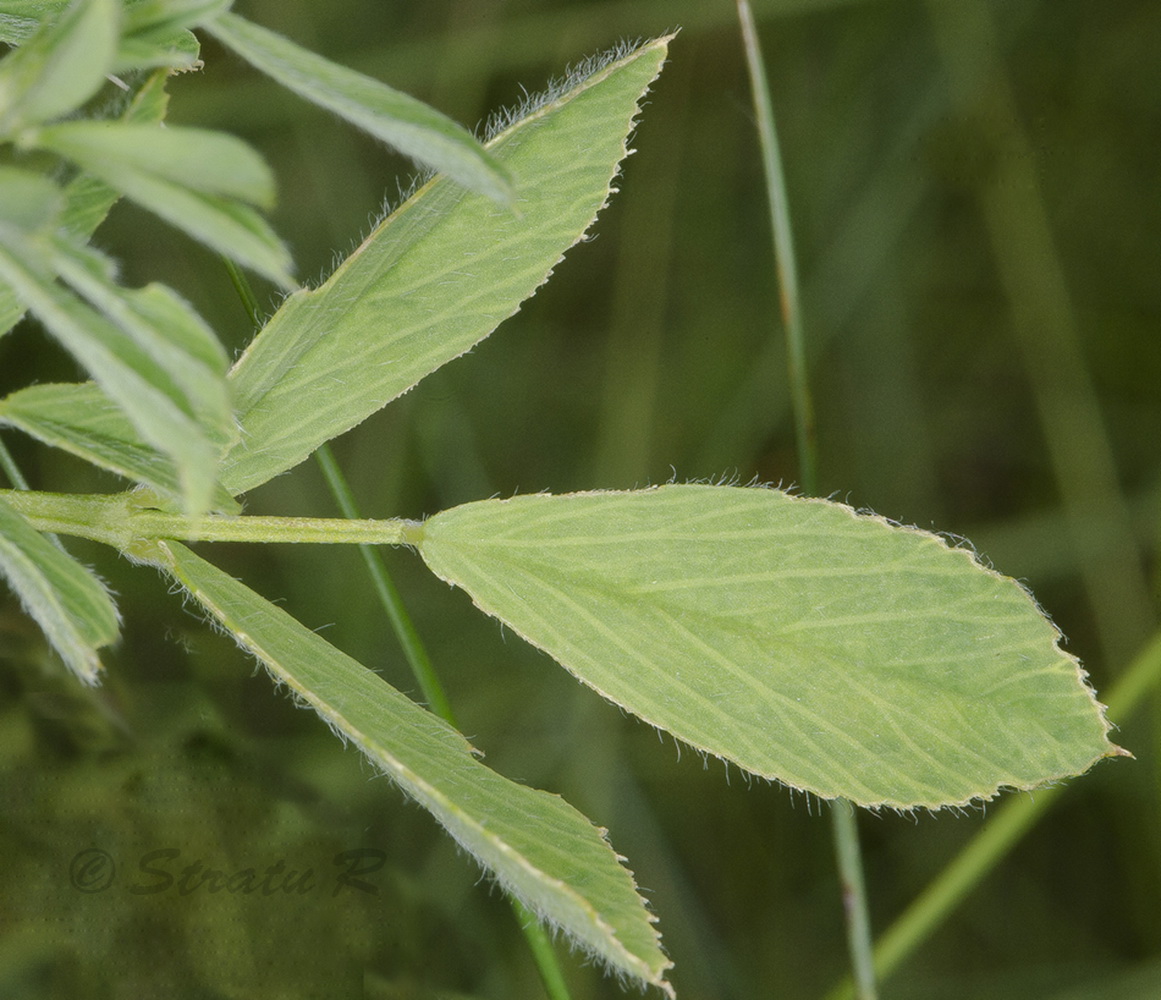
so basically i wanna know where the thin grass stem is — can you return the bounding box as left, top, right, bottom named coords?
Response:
left=737, top=0, right=816, bottom=496
left=222, top=255, right=266, bottom=329
left=223, top=258, right=576, bottom=1000
left=738, top=4, right=875, bottom=997
left=831, top=800, right=879, bottom=999
left=313, top=445, right=456, bottom=722
left=0, top=437, right=31, bottom=491
left=824, top=628, right=1161, bottom=1000
left=312, top=445, right=574, bottom=1000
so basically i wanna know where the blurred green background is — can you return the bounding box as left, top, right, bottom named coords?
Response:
left=2, top=0, right=1160, bottom=997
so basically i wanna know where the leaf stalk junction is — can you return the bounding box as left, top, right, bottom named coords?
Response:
left=0, top=488, right=421, bottom=553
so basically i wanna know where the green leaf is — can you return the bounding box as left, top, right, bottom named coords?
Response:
left=1, top=69, right=174, bottom=343
left=54, top=241, right=231, bottom=373
left=59, top=68, right=173, bottom=239
left=0, top=383, right=241, bottom=513
left=35, top=121, right=277, bottom=207
left=0, top=233, right=231, bottom=515
left=207, top=11, right=512, bottom=204
left=123, top=0, right=231, bottom=37
left=221, top=35, right=672, bottom=495
left=0, top=0, right=118, bottom=133
left=116, top=0, right=230, bottom=73
left=0, top=2, right=67, bottom=46
left=413, top=485, right=1121, bottom=810
left=0, top=493, right=119, bottom=683
left=0, top=164, right=62, bottom=231
left=114, top=27, right=199, bottom=74
left=149, top=539, right=672, bottom=995
left=53, top=243, right=237, bottom=510
left=28, top=120, right=293, bottom=288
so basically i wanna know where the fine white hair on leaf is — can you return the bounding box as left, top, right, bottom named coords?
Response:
left=316, top=34, right=669, bottom=299
left=479, top=38, right=652, bottom=144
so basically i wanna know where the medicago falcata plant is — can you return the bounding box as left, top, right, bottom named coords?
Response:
left=0, top=1, right=1122, bottom=995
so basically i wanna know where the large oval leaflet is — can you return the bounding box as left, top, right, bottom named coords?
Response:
left=412, top=484, right=1121, bottom=810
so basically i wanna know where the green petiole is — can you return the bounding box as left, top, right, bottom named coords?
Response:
left=0, top=488, right=421, bottom=552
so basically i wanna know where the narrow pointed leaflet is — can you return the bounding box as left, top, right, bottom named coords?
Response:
left=0, top=495, right=119, bottom=684
left=149, top=540, right=673, bottom=995
left=221, top=36, right=672, bottom=494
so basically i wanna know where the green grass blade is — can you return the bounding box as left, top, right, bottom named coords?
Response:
left=0, top=493, right=119, bottom=683
left=221, top=35, right=672, bottom=495
left=207, top=12, right=513, bottom=204
left=737, top=0, right=816, bottom=497
left=149, top=539, right=673, bottom=996
left=413, top=484, right=1121, bottom=810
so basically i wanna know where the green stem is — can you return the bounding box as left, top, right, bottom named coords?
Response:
left=130, top=509, right=412, bottom=545
left=0, top=436, right=68, bottom=552
left=823, top=628, right=1161, bottom=1000
left=311, top=446, right=573, bottom=1000
left=831, top=801, right=878, bottom=1000
left=314, top=445, right=456, bottom=723
left=0, top=487, right=414, bottom=549
left=737, top=0, right=816, bottom=496
left=0, top=437, right=32, bottom=490
left=512, top=899, right=574, bottom=1000
left=222, top=257, right=584, bottom=995
left=738, top=5, right=877, bottom=998
left=222, top=254, right=266, bottom=329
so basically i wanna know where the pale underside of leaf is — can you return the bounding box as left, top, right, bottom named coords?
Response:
left=116, top=0, right=229, bottom=74
left=220, top=35, right=673, bottom=495
left=415, top=484, right=1119, bottom=810
left=0, top=0, right=132, bottom=339
left=150, top=540, right=672, bottom=994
